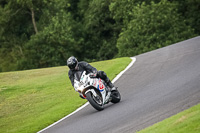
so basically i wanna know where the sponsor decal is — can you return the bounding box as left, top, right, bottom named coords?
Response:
left=99, top=79, right=105, bottom=91
left=93, top=79, right=97, bottom=87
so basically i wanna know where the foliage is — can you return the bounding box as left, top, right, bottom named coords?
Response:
left=22, top=9, right=81, bottom=69
left=116, top=0, right=196, bottom=57
left=81, top=0, right=118, bottom=60
left=0, top=0, right=199, bottom=72
left=0, top=0, right=49, bottom=71
left=175, top=0, right=200, bottom=34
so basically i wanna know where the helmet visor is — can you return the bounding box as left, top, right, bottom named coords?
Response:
left=68, top=61, right=78, bottom=70
left=68, top=63, right=76, bottom=70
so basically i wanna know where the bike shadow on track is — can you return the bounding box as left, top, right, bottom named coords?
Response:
left=83, top=99, right=126, bottom=115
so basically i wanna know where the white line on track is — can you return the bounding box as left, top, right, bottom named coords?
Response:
left=112, top=57, right=136, bottom=83
left=37, top=57, right=136, bottom=133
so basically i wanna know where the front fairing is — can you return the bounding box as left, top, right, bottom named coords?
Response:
left=74, top=71, right=109, bottom=104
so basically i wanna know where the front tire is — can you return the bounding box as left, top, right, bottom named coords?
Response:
left=111, top=90, right=121, bottom=103
left=85, top=91, right=104, bottom=111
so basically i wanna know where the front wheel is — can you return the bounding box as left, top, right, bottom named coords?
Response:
left=85, top=91, right=104, bottom=111
left=110, top=90, right=121, bottom=103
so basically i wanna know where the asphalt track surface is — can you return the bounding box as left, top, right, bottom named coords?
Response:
left=40, top=36, right=200, bottom=133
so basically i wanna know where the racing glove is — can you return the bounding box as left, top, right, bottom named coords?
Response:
left=89, top=72, right=97, bottom=78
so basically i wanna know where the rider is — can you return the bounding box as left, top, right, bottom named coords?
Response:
left=67, top=56, right=116, bottom=98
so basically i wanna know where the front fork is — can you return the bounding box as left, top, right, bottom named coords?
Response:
left=104, top=83, right=112, bottom=104
left=104, top=91, right=111, bottom=104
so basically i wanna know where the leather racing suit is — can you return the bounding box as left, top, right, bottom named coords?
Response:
left=68, top=61, right=114, bottom=89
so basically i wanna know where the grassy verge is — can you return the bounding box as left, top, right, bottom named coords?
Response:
left=0, top=57, right=131, bottom=133
left=138, top=104, right=200, bottom=133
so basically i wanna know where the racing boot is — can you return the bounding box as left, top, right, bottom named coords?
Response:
left=107, top=80, right=117, bottom=92
left=97, top=71, right=117, bottom=91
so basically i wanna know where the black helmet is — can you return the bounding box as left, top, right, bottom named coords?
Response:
left=67, top=56, right=78, bottom=70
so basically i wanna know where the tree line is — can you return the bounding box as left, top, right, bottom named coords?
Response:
left=0, top=0, right=199, bottom=72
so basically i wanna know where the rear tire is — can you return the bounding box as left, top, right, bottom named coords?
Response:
left=111, top=90, right=121, bottom=103
left=86, top=91, right=104, bottom=111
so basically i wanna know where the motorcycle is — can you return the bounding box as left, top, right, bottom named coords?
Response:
left=74, top=71, right=121, bottom=111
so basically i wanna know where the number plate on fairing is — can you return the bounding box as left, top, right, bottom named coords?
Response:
left=98, top=79, right=105, bottom=92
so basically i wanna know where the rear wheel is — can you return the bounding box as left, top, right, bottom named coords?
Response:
left=111, top=90, right=121, bottom=103
left=85, top=91, right=104, bottom=111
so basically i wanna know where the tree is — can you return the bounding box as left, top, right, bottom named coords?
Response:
left=0, top=0, right=82, bottom=71
left=81, top=0, right=118, bottom=61
left=20, top=0, right=83, bottom=69
left=117, top=0, right=196, bottom=57
left=0, top=0, right=49, bottom=71
left=175, top=0, right=200, bottom=34
left=1, top=0, right=199, bottom=72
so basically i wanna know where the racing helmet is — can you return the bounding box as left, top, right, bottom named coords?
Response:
left=67, top=56, right=78, bottom=70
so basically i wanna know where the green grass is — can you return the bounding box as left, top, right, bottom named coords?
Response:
left=0, top=57, right=131, bottom=133
left=138, top=104, right=200, bottom=133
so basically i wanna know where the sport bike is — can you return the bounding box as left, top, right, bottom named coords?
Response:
left=74, top=71, right=121, bottom=111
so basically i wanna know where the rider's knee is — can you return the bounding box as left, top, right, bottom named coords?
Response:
left=97, top=71, right=107, bottom=79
